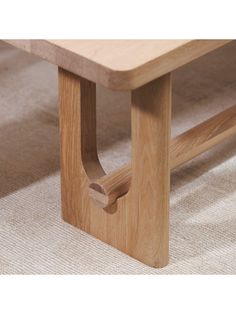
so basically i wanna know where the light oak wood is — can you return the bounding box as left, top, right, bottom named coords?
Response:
left=171, top=104, right=236, bottom=168
left=6, top=40, right=231, bottom=90
left=89, top=104, right=236, bottom=208
left=59, top=68, right=171, bottom=267
left=89, top=164, right=130, bottom=208
left=127, top=74, right=171, bottom=266
left=59, top=68, right=105, bottom=225
left=7, top=39, right=235, bottom=267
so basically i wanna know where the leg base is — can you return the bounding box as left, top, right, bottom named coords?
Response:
left=59, top=68, right=171, bottom=268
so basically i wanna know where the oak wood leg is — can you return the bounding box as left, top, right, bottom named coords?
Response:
left=127, top=74, right=171, bottom=267
left=59, top=68, right=105, bottom=226
left=59, top=68, right=171, bottom=268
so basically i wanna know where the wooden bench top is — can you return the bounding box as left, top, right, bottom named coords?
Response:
left=6, top=40, right=231, bottom=90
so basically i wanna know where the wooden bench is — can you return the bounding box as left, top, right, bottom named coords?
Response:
left=5, top=40, right=234, bottom=267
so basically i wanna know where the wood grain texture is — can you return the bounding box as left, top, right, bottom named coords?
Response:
left=59, top=68, right=171, bottom=267
left=89, top=104, right=236, bottom=208
left=6, top=39, right=231, bottom=90
left=59, top=68, right=105, bottom=225
left=126, top=74, right=171, bottom=266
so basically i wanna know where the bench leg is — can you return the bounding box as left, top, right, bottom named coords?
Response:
left=59, top=67, right=171, bottom=268
left=128, top=74, right=171, bottom=267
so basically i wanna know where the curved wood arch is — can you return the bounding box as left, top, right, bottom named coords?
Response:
left=59, top=68, right=171, bottom=267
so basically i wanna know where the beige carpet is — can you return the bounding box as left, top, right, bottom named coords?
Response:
left=0, top=41, right=236, bottom=274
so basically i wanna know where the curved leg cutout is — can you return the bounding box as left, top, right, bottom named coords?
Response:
left=59, top=67, right=171, bottom=267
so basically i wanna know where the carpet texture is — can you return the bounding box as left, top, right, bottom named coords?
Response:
left=0, top=41, right=236, bottom=274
